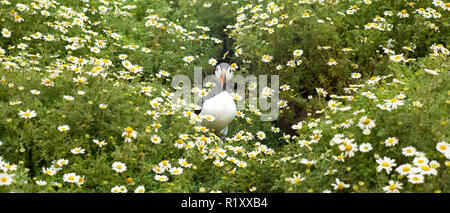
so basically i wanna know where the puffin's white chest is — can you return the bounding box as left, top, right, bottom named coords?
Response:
left=200, top=91, right=236, bottom=132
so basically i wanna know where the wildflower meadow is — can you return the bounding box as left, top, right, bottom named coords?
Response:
left=0, top=0, right=449, bottom=193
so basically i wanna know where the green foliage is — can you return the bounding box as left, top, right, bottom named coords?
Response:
left=278, top=56, right=449, bottom=192
left=229, top=0, right=449, bottom=127
left=0, top=0, right=448, bottom=193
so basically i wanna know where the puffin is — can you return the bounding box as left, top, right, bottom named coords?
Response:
left=195, top=63, right=237, bottom=138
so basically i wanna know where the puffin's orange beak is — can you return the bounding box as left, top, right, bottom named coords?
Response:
left=221, top=70, right=226, bottom=87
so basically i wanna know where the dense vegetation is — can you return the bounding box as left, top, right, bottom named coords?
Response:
left=0, top=0, right=448, bottom=193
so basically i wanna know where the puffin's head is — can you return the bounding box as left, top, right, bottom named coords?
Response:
left=215, top=63, right=233, bottom=88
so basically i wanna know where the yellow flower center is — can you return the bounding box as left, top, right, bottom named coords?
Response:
left=403, top=167, right=410, bottom=172
left=68, top=176, right=74, bottom=181
left=24, top=112, right=31, bottom=116
left=421, top=165, right=430, bottom=171
left=382, top=162, right=389, bottom=167
left=116, top=165, right=122, bottom=169
left=125, top=127, right=133, bottom=133
left=345, top=145, right=352, bottom=151
left=363, top=118, right=371, bottom=125
left=389, top=184, right=396, bottom=190
left=440, top=145, right=447, bottom=150
left=1, top=178, right=7, bottom=182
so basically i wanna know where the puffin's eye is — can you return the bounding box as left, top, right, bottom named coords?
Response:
left=215, top=66, right=221, bottom=77
left=226, top=67, right=233, bottom=79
